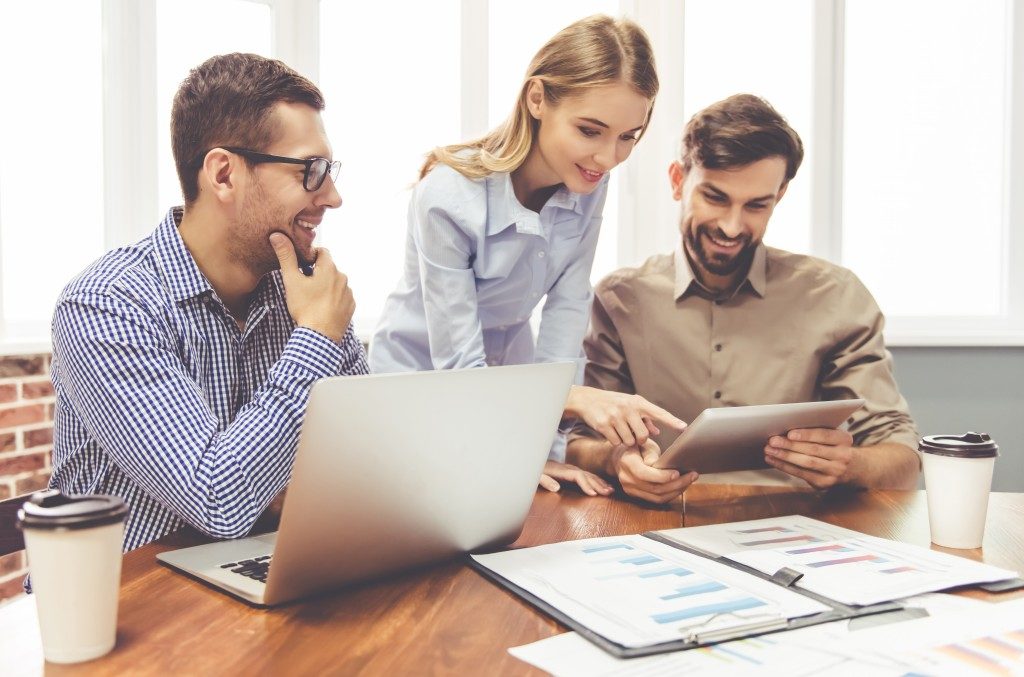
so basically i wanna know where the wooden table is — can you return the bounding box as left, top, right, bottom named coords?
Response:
left=3, top=485, right=1023, bottom=675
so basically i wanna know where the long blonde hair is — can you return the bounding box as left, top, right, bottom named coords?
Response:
left=420, top=15, right=659, bottom=180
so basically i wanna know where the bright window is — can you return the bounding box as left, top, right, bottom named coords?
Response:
left=318, top=0, right=461, bottom=335
left=0, top=0, right=104, bottom=342
left=682, top=0, right=815, bottom=255
left=155, top=0, right=273, bottom=213
left=842, top=0, right=1008, bottom=318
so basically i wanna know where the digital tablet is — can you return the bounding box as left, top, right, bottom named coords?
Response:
left=652, top=399, right=865, bottom=474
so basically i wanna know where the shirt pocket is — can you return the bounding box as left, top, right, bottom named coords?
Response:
left=474, top=231, right=534, bottom=300
left=545, top=215, right=599, bottom=290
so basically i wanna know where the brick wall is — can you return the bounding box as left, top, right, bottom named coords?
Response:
left=0, top=352, right=54, bottom=604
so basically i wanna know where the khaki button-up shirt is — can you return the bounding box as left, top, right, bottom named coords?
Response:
left=574, top=243, right=918, bottom=485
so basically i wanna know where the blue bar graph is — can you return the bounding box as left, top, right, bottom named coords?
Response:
left=638, top=567, right=692, bottom=579
left=660, top=581, right=727, bottom=600
left=582, top=543, right=633, bottom=554
left=621, top=554, right=660, bottom=566
left=651, top=597, right=767, bottom=624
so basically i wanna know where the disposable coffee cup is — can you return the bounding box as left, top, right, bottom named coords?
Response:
left=16, top=489, right=128, bottom=664
left=919, top=432, right=998, bottom=549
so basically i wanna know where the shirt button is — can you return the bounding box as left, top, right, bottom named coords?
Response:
left=713, top=390, right=722, bottom=399
left=714, top=343, right=723, bottom=352
left=538, top=251, right=546, bottom=259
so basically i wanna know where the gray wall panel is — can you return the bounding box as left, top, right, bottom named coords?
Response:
left=890, top=347, right=1024, bottom=491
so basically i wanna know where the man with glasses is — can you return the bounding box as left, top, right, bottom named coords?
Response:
left=48, top=53, right=366, bottom=552
left=566, top=94, right=920, bottom=502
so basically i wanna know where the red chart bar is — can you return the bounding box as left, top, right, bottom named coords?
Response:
left=806, top=554, right=887, bottom=568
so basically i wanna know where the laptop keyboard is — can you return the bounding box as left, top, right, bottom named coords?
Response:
left=219, top=555, right=272, bottom=583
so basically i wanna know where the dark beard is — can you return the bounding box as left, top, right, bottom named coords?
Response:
left=685, top=223, right=756, bottom=277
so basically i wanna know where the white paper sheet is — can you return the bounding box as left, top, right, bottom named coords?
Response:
left=508, top=593, right=989, bottom=677
left=472, top=533, right=829, bottom=649
left=659, top=515, right=1018, bottom=606
left=842, top=596, right=1024, bottom=675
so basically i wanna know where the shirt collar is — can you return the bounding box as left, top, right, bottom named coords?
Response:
left=485, top=172, right=583, bottom=237
left=153, top=207, right=214, bottom=303
left=673, top=240, right=768, bottom=300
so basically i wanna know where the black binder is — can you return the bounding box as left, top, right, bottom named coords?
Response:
left=469, top=529, right=903, bottom=659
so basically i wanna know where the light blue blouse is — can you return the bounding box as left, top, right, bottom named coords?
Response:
left=370, top=165, right=608, bottom=459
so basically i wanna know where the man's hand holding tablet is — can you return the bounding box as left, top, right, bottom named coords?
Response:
left=608, top=440, right=699, bottom=504
left=652, top=400, right=865, bottom=484
left=765, top=427, right=857, bottom=489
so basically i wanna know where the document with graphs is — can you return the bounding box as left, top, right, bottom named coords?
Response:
left=471, top=515, right=1017, bottom=657
left=656, top=515, right=1017, bottom=606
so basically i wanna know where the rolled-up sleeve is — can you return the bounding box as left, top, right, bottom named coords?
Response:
left=821, top=271, right=919, bottom=450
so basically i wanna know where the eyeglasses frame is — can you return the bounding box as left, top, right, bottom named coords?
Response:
left=192, top=146, right=340, bottom=192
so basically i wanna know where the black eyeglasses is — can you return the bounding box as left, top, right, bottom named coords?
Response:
left=196, top=146, right=341, bottom=192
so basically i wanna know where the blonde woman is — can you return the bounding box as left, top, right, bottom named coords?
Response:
left=371, top=15, right=686, bottom=494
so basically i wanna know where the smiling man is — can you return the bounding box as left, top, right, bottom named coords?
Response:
left=49, top=53, right=368, bottom=551
left=566, top=94, right=920, bottom=502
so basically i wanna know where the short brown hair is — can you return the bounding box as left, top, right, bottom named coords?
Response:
left=171, top=53, right=325, bottom=206
left=680, top=94, right=804, bottom=182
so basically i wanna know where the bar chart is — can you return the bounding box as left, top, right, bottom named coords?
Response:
left=473, top=534, right=829, bottom=648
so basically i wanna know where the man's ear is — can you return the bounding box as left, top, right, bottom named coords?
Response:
left=668, top=161, right=687, bottom=201
left=776, top=180, right=789, bottom=204
left=525, top=78, right=545, bottom=120
left=200, top=148, right=240, bottom=204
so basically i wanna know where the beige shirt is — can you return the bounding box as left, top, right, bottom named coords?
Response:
left=574, top=243, right=918, bottom=485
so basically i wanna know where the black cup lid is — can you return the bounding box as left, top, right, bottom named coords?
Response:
left=16, top=489, right=128, bottom=531
left=919, top=432, right=999, bottom=458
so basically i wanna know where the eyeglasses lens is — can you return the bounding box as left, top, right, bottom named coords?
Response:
left=305, top=159, right=327, bottom=191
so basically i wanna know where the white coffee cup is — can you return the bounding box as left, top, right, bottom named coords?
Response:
left=919, top=432, right=999, bottom=549
left=17, top=489, right=128, bottom=664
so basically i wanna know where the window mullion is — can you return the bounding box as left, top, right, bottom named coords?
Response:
left=619, top=0, right=685, bottom=268
left=270, top=0, right=319, bottom=83
left=102, top=0, right=158, bottom=249
left=1005, top=0, right=1024, bottom=329
left=461, top=0, right=488, bottom=139
left=811, top=0, right=842, bottom=264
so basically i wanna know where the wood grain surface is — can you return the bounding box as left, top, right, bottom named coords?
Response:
left=3, top=486, right=1022, bottom=675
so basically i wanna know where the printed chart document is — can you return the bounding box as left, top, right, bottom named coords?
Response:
left=508, top=594, right=991, bottom=676
left=472, top=533, right=829, bottom=650
left=656, top=515, right=1018, bottom=606
left=843, top=596, right=1024, bottom=675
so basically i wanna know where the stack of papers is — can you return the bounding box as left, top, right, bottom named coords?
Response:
left=509, top=594, right=1010, bottom=676
left=472, top=533, right=829, bottom=649
left=656, top=516, right=1017, bottom=606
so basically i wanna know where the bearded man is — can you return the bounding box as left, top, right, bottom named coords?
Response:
left=49, top=53, right=366, bottom=551
left=565, top=94, right=920, bottom=503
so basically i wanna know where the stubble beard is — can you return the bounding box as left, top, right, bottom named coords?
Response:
left=234, top=179, right=289, bottom=275
left=685, top=222, right=757, bottom=278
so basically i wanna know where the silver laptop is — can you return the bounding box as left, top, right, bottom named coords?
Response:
left=157, top=361, right=575, bottom=606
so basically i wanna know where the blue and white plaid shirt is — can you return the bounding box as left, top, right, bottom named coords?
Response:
left=49, top=208, right=368, bottom=551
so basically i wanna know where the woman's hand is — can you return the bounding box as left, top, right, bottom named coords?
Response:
left=564, top=385, right=687, bottom=448
left=539, top=460, right=615, bottom=496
